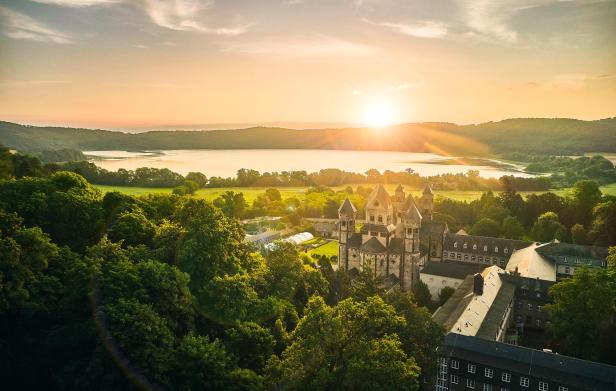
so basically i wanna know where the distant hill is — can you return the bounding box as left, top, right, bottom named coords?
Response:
left=1, top=118, right=615, bottom=156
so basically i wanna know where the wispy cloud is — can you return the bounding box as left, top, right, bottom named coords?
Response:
left=0, top=6, right=74, bottom=44
left=31, top=0, right=121, bottom=6
left=0, top=79, right=72, bottom=86
left=515, top=73, right=614, bottom=90
left=223, top=36, right=378, bottom=57
left=31, top=0, right=250, bottom=36
left=364, top=18, right=448, bottom=39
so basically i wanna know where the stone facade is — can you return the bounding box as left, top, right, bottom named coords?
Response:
left=338, top=184, right=443, bottom=290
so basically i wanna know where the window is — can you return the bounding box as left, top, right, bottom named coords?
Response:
left=484, top=368, right=493, bottom=378
left=374, top=200, right=379, bottom=207
left=463, top=243, right=468, bottom=249
left=471, top=256, right=476, bottom=261
left=495, top=246, right=499, bottom=253
left=451, top=375, right=459, bottom=384
left=467, top=379, right=476, bottom=389
left=443, top=251, right=448, bottom=258
left=483, top=384, right=492, bottom=391
left=451, top=360, right=459, bottom=369
left=520, top=377, right=529, bottom=387
left=468, top=364, right=476, bottom=374
left=501, top=372, right=511, bottom=383
left=564, top=266, right=570, bottom=274
left=484, top=245, right=488, bottom=251
left=528, top=304, right=533, bottom=311
left=539, top=382, right=548, bottom=391
left=457, top=254, right=462, bottom=260
left=370, top=215, right=375, bottom=222
left=536, top=319, right=542, bottom=328
left=407, top=228, right=412, bottom=235
left=473, top=244, right=477, bottom=250
left=454, top=242, right=458, bottom=248
left=478, top=256, right=483, bottom=262
left=558, top=387, right=568, bottom=391
left=504, top=248, right=509, bottom=254
left=464, top=254, right=470, bottom=260
left=377, top=215, right=383, bottom=223
left=341, top=221, right=347, bottom=228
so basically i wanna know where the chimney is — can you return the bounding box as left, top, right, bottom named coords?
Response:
left=473, top=273, right=484, bottom=295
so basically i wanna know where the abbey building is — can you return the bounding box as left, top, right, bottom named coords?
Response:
left=338, top=184, right=447, bottom=290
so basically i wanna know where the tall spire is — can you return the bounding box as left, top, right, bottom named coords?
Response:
left=338, top=197, right=357, bottom=215
left=423, top=184, right=434, bottom=195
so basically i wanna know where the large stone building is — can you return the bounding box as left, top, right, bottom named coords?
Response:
left=338, top=184, right=446, bottom=289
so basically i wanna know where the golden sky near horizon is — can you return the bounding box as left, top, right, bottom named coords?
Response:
left=0, top=0, right=615, bottom=129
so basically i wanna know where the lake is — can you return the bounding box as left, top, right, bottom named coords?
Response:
left=85, top=149, right=532, bottom=179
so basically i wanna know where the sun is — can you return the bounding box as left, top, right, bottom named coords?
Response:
left=361, top=99, right=396, bottom=128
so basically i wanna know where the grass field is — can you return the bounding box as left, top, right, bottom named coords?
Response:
left=307, top=240, right=339, bottom=258
left=92, top=183, right=616, bottom=203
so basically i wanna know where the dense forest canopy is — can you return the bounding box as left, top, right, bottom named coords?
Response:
left=2, top=117, right=616, bottom=155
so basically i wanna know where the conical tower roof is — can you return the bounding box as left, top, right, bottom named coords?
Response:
left=423, top=184, right=434, bottom=195
left=366, top=184, right=391, bottom=208
left=395, top=184, right=404, bottom=193
left=338, top=197, right=357, bottom=215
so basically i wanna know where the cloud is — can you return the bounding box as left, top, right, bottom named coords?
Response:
left=31, top=0, right=121, bottom=6
left=386, top=82, right=417, bottom=92
left=0, top=6, right=73, bottom=43
left=0, top=79, right=72, bottom=86
left=364, top=19, right=448, bottom=39
left=459, top=0, right=519, bottom=43
left=31, top=0, right=250, bottom=36
left=516, top=73, right=614, bottom=90
left=223, top=36, right=378, bottom=57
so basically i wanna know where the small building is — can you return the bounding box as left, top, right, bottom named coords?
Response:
left=435, top=333, right=616, bottom=391
left=420, top=261, right=487, bottom=301
left=432, top=266, right=516, bottom=344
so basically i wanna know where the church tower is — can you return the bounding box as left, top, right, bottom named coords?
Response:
left=420, top=184, right=434, bottom=220
left=402, top=197, right=422, bottom=289
left=338, top=197, right=357, bottom=271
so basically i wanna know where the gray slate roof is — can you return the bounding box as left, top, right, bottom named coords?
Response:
left=421, top=261, right=486, bottom=280
left=442, top=333, right=616, bottom=390
left=443, top=233, right=531, bottom=257
left=338, top=197, right=357, bottom=215
left=348, top=233, right=362, bottom=248
left=536, top=241, right=608, bottom=267
left=360, top=223, right=390, bottom=234
left=360, top=236, right=387, bottom=253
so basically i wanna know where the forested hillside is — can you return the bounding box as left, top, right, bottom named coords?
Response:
left=2, top=118, right=615, bottom=155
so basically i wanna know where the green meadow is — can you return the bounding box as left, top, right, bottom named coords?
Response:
left=92, top=183, right=616, bottom=203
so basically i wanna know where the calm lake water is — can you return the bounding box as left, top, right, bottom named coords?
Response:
left=85, top=149, right=532, bottom=179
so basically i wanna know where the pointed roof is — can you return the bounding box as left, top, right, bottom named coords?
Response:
left=395, top=184, right=404, bottom=193
left=423, top=184, right=434, bottom=195
left=366, top=184, right=391, bottom=208
left=360, top=236, right=387, bottom=253
left=338, top=197, right=357, bottom=215
left=403, top=196, right=422, bottom=222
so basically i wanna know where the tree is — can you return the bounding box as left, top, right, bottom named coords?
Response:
left=570, top=224, right=589, bottom=245
left=547, top=267, right=616, bottom=364
left=530, top=211, right=566, bottom=242
left=589, top=200, right=616, bottom=246
left=185, top=171, right=208, bottom=188
left=265, top=296, right=420, bottom=391
left=0, top=144, right=13, bottom=179
left=470, top=218, right=500, bottom=237
left=572, top=180, right=602, bottom=226
left=214, top=191, right=248, bottom=219
left=107, top=209, right=156, bottom=247
left=501, top=216, right=524, bottom=239
left=225, top=322, right=276, bottom=372
left=412, top=279, right=432, bottom=308
left=265, top=188, right=282, bottom=202
left=438, top=286, right=455, bottom=306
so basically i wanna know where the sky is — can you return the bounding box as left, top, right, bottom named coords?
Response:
left=0, top=0, right=614, bottom=129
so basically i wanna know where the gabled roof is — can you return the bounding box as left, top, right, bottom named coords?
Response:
left=360, top=236, right=387, bottom=253
left=505, top=243, right=556, bottom=281
left=423, top=184, right=434, bottom=195
left=366, top=184, right=391, bottom=209
left=402, top=196, right=422, bottom=222
left=348, top=233, right=362, bottom=248
left=360, top=223, right=390, bottom=234
left=395, top=184, right=404, bottom=193
left=338, top=197, right=357, bottom=215
left=535, top=241, right=608, bottom=266
left=421, top=261, right=486, bottom=280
